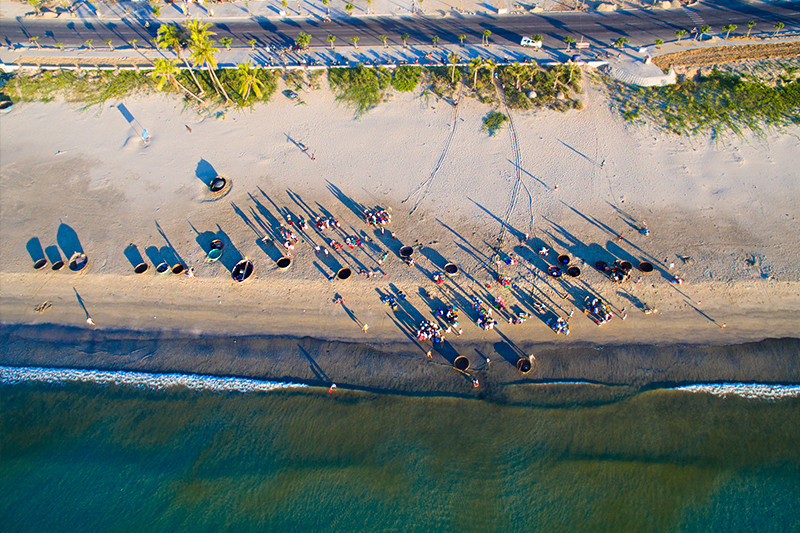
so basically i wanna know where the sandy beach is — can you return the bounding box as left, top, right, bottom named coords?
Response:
left=1, top=70, right=800, bottom=388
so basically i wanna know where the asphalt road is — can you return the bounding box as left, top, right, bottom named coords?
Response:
left=1, top=0, right=798, bottom=52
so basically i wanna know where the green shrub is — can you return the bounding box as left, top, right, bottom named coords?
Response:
left=392, top=66, right=421, bottom=92
left=328, top=64, right=391, bottom=117
left=482, top=110, right=508, bottom=136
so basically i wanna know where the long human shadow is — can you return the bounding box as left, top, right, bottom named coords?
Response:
left=557, top=138, right=599, bottom=166
left=188, top=222, right=242, bottom=272
left=72, top=287, right=92, bottom=321
left=388, top=283, right=427, bottom=325
left=195, top=158, right=218, bottom=187
left=57, top=222, right=83, bottom=258
left=26, top=237, right=46, bottom=264
left=155, top=220, right=186, bottom=268
left=468, top=197, right=525, bottom=244
left=284, top=132, right=313, bottom=159
left=297, top=344, right=330, bottom=383
left=506, top=159, right=550, bottom=190
left=326, top=180, right=366, bottom=221
left=232, top=202, right=282, bottom=263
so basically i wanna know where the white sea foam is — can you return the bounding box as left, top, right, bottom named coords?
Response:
left=0, top=365, right=307, bottom=393
left=671, top=383, right=800, bottom=400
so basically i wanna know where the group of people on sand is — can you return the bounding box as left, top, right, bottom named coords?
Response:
left=547, top=316, right=571, bottom=335
left=279, top=226, right=299, bottom=251
left=314, top=216, right=341, bottom=230
left=472, top=297, right=498, bottom=331
left=364, top=208, right=391, bottom=227
left=584, top=297, right=614, bottom=325
left=417, top=319, right=444, bottom=343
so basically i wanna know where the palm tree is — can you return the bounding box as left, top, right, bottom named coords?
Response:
left=295, top=32, right=311, bottom=49
left=152, top=5, right=162, bottom=17
left=27, top=0, right=43, bottom=16
left=129, top=39, right=138, bottom=50
left=613, top=37, right=628, bottom=49
left=448, top=52, right=460, bottom=84
left=484, top=58, right=497, bottom=81
left=248, top=39, right=257, bottom=50
left=697, top=25, right=710, bottom=41
left=563, top=36, right=576, bottom=52
left=84, top=39, right=94, bottom=50
left=458, top=34, right=466, bottom=46
left=469, top=57, right=483, bottom=88
left=104, top=38, right=114, bottom=50
left=188, top=24, right=229, bottom=101
left=236, top=61, right=265, bottom=102
left=531, top=34, right=543, bottom=43
left=29, top=36, right=41, bottom=49
left=508, top=61, right=526, bottom=90
left=401, top=33, right=409, bottom=48
left=722, top=24, right=737, bottom=39
left=220, top=37, right=232, bottom=50
left=158, top=24, right=204, bottom=95
left=746, top=20, right=756, bottom=38
left=379, top=34, right=388, bottom=48
left=56, top=42, right=64, bottom=50
left=151, top=58, right=205, bottom=104
left=675, top=29, right=687, bottom=43
left=654, top=38, right=663, bottom=48
left=773, top=22, right=784, bottom=35
left=482, top=29, right=491, bottom=47
left=366, top=0, right=372, bottom=14
left=345, top=3, right=354, bottom=15
left=350, top=36, right=359, bottom=49
left=431, top=36, right=439, bottom=48
left=327, top=34, right=336, bottom=49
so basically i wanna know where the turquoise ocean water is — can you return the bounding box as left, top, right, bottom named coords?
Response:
left=2, top=367, right=800, bottom=533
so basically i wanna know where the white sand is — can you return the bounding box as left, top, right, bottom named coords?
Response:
left=1, top=73, right=799, bottom=350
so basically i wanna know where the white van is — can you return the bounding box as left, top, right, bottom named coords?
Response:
left=520, top=37, right=543, bottom=48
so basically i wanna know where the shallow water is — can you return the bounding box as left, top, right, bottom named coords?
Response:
left=2, top=379, right=799, bottom=532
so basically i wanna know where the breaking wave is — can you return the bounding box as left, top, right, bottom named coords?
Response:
left=671, top=383, right=800, bottom=400
left=0, top=365, right=307, bottom=393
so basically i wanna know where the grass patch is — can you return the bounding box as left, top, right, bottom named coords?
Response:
left=328, top=64, right=391, bottom=117
left=2, top=67, right=278, bottom=110
left=482, top=110, right=508, bottom=136
left=610, top=69, right=800, bottom=136
left=391, top=66, right=422, bottom=92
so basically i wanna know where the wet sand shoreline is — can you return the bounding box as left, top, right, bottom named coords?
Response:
left=2, top=323, right=798, bottom=398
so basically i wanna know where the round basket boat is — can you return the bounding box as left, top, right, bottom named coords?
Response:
left=232, top=259, right=254, bottom=283
left=210, top=239, right=224, bottom=250
left=399, top=246, right=413, bottom=259
left=444, top=263, right=459, bottom=277
left=619, top=260, right=633, bottom=272
left=68, top=253, right=89, bottom=273
left=0, top=100, right=13, bottom=114
left=638, top=261, right=654, bottom=274
left=209, top=176, right=227, bottom=193
left=277, top=257, right=292, bottom=270
left=454, top=356, right=470, bottom=371
left=51, top=260, right=65, bottom=271
left=134, top=262, right=149, bottom=274
left=207, top=248, right=223, bottom=262
left=336, top=267, right=352, bottom=281
left=558, top=254, right=571, bottom=265
left=156, top=262, right=170, bottom=274
left=171, top=264, right=185, bottom=275
left=567, top=266, right=581, bottom=278
left=548, top=265, right=562, bottom=278
left=33, top=258, right=48, bottom=270
left=595, top=261, right=608, bottom=271
left=517, top=358, right=533, bottom=374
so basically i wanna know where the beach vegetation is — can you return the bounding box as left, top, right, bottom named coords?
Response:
left=425, top=66, right=462, bottom=101
left=328, top=64, right=391, bottom=117
left=156, top=23, right=205, bottom=96
left=392, top=66, right=421, bottom=92
left=609, top=69, right=800, bottom=136
left=746, top=21, right=756, bottom=38
left=295, top=32, right=311, bottom=50
left=283, top=69, right=304, bottom=90
left=187, top=19, right=229, bottom=102
left=482, top=110, right=508, bottom=136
